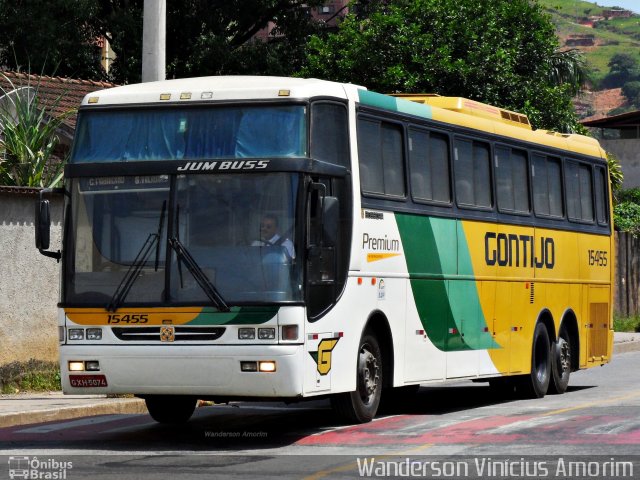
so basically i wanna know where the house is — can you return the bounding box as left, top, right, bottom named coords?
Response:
left=0, top=71, right=116, bottom=158
left=582, top=110, right=640, bottom=189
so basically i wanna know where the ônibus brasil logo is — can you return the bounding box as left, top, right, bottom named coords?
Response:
left=8, top=456, right=72, bottom=479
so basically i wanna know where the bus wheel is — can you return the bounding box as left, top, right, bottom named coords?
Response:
left=549, top=326, right=571, bottom=394
left=517, top=322, right=551, bottom=398
left=331, top=331, right=382, bottom=423
left=145, top=395, right=197, bottom=424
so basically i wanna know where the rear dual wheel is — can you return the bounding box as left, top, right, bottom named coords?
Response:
left=517, top=322, right=551, bottom=398
left=549, top=325, right=571, bottom=394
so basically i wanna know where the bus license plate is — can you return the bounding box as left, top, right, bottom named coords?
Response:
left=69, top=375, right=108, bottom=387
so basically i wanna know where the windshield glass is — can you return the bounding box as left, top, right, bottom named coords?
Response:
left=71, top=105, right=307, bottom=163
left=65, top=173, right=302, bottom=306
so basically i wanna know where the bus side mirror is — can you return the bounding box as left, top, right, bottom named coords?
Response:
left=322, top=196, right=339, bottom=247
left=35, top=189, right=62, bottom=261
left=35, top=199, right=51, bottom=250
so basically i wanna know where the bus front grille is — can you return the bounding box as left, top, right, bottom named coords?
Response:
left=112, top=326, right=226, bottom=342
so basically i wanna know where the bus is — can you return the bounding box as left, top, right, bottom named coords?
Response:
left=35, top=76, right=613, bottom=424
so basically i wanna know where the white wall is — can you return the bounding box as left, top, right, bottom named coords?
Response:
left=0, top=189, right=62, bottom=365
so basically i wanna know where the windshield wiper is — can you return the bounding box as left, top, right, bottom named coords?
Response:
left=107, top=202, right=167, bottom=312
left=107, top=233, right=159, bottom=312
left=169, top=236, right=230, bottom=312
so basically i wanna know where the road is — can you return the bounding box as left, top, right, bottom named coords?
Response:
left=1, top=351, right=639, bottom=479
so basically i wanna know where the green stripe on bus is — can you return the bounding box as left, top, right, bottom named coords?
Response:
left=188, top=306, right=279, bottom=325
left=358, top=90, right=432, bottom=119
left=395, top=213, right=498, bottom=351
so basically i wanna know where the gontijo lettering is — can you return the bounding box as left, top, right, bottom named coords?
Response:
left=485, top=232, right=555, bottom=269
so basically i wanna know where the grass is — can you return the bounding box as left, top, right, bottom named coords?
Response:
left=539, top=0, right=640, bottom=85
left=613, top=315, right=640, bottom=332
left=0, top=359, right=61, bottom=394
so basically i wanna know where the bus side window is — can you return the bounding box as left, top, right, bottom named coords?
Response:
left=311, top=102, right=350, bottom=168
left=532, top=154, right=563, bottom=218
left=496, top=146, right=530, bottom=214
left=566, top=161, right=594, bottom=223
left=357, top=117, right=405, bottom=198
left=409, top=129, right=451, bottom=204
left=595, top=166, right=609, bottom=226
left=454, top=138, right=492, bottom=208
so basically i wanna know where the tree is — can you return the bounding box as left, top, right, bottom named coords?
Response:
left=95, top=0, right=327, bottom=84
left=0, top=0, right=105, bottom=80
left=0, top=1, right=326, bottom=84
left=622, top=81, right=640, bottom=106
left=301, top=0, right=586, bottom=132
left=602, top=53, right=640, bottom=89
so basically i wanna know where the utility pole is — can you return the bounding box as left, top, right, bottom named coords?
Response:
left=142, top=0, right=166, bottom=82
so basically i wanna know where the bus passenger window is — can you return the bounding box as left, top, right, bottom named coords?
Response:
left=496, top=147, right=529, bottom=214
left=409, top=129, right=450, bottom=204
left=454, top=138, right=491, bottom=208
left=357, top=118, right=405, bottom=197
left=595, top=166, right=608, bottom=225
left=566, top=161, right=594, bottom=222
left=532, top=154, right=563, bottom=218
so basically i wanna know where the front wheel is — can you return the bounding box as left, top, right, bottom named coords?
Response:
left=331, top=331, right=382, bottom=423
left=145, top=395, right=197, bottom=424
left=549, top=326, right=571, bottom=394
left=517, top=322, right=551, bottom=399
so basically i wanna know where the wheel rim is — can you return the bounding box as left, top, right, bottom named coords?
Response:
left=558, top=337, right=571, bottom=374
left=358, top=343, right=380, bottom=405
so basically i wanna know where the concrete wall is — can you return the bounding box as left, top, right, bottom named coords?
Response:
left=600, top=139, right=640, bottom=189
left=0, top=189, right=62, bottom=365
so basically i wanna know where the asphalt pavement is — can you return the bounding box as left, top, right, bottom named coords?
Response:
left=0, top=332, right=638, bottom=429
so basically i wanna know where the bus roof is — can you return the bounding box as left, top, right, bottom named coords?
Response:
left=80, top=76, right=358, bottom=107
left=80, top=75, right=606, bottom=161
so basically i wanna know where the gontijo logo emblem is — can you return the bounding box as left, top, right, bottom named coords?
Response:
left=309, top=338, right=340, bottom=375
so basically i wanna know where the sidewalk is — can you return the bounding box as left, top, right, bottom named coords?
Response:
left=1, top=333, right=638, bottom=430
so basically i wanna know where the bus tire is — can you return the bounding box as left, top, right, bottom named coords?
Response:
left=549, top=326, right=571, bottom=394
left=331, top=331, right=382, bottom=423
left=517, top=322, right=551, bottom=399
left=145, top=395, right=197, bottom=424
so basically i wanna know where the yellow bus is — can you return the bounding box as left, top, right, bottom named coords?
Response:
left=36, top=77, right=613, bottom=424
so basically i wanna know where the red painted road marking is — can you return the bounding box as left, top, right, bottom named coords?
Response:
left=295, top=414, right=640, bottom=446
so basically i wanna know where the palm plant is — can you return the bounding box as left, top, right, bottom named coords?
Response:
left=548, top=48, right=589, bottom=96
left=0, top=72, right=71, bottom=187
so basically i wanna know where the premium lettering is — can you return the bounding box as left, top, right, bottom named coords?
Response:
left=363, top=233, right=400, bottom=252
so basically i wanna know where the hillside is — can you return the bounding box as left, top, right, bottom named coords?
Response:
left=538, top=0, right=640, bottom=118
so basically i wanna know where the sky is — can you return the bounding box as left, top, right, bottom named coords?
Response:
left=594, top=0, right=640, bottom=14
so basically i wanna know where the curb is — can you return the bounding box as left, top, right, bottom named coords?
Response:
left=0, top=398, right=147, bottom=429
left=614, top=340, right=640, bottom=355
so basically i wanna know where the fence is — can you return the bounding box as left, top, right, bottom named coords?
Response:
left=615, top=231, right=640, bottom=317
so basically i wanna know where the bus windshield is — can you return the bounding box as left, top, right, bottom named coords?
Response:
left=65, top=173, right=302, bottom=306
left=71, top=105, right=307, bottom=162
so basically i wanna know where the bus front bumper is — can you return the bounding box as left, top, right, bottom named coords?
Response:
left=60, top=344, right=304, bottom=397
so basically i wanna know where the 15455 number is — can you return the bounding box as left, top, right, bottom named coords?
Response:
left=107, top=314, right=149, bottom=324
left=588, top=250, right=608, bottom=267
